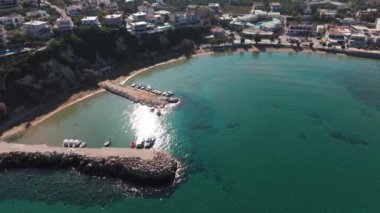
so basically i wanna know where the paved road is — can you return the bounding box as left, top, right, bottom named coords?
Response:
left=44, top=0, right=65, bottom=16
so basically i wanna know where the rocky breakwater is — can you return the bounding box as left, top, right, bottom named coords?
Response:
left=0, top=143, right=178, bottom=186
left=99, top=81, right=179, bottom=108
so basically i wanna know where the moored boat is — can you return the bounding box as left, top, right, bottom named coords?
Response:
left=144, top=136, right=156, bottom=149
left=104, top=139, right=111, bottom=147
left=130, top=140, right=136, bottom=148
left=62, top=139, right=86, bottom=148
left=136, top=138, right=145, bottom=149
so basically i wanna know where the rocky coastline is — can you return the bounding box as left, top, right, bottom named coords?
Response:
left=0, top=148, right=178, bottom=186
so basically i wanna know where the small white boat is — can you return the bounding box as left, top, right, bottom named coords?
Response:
left=144, top=137, right=156, bottom=149
left=136, top=138, right=145, bottom=149
left=62, top=138, right=87, bottom=148
left=104, top=139, right=111, bottom=147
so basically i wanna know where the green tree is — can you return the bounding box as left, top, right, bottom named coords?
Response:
left=240, top=37, right=245, bottom=44
left=0, top=102, right=7, bottom=119
left=181, top=39, right=195, bottom=58
left=309, top=41, right=314, bottom=49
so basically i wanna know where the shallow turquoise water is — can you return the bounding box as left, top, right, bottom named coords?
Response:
left=3, top=52, right=380, bottom=212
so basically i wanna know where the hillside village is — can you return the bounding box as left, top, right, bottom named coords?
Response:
left=0, top=0, right=379, bottom=52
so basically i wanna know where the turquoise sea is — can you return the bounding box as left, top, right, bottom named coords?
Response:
left=2, top=52, right=380, bottom=212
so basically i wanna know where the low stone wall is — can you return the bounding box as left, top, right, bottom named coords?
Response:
left=0, top=151, right=178, bottom=186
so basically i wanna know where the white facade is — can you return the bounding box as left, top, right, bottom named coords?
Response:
left=105, top=14, right=123, bottom=26
left=261, top=18, right=282, bottom=32
left=270, top=2, right=281, bottom=12
left=0, top=14, right=24, bottom=28
left=26, top=10, right=50, bottom=21
left=208, top=3, right=221, bottom=13
left=348, top=33, right=367, bottom=48
left=128, top=21, right=153, bottom=34
left=319, top=9, right=337, bottom=18
left=376, top=18, right=380, bottom=29
left=56, top=16, right=74, bottom=31
left=81, top=16, right=100, bottom=26
left=128, top=12, right=146, bottom=23
left=23, top=20, right=52, bottom=39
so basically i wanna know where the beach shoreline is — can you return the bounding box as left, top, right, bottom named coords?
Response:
left=0, top=45, right=371, bottom=141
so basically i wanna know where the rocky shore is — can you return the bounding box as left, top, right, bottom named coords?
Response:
left=0, top=143, right=178, bottom=186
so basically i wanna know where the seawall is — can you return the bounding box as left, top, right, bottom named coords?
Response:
left=0, top=143, right=178, bottom=186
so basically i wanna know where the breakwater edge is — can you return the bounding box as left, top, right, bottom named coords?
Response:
left=0, top=142, right=180, bottom=187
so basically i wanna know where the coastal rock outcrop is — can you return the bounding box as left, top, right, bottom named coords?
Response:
left=0, top=151, right=177, bottom=186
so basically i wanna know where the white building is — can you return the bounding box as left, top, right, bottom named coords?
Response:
left=105, top=14, right=123, bottom=26
left=270, top=2, right=281, bottom=12
left=0, top=13, right=24, bottom=28
left=23, top=20, right=52, bottom=39
left=81, top=16, right=100, bottom=26
left=325, top=27, right=348, bottom=45
left=26, top=10, right=50, bottom=21
left=169, top=12, right=201, bottom=28
left=341, top=17, right=356, bottom=25
left=251, top=2, right=265, bottom=12
left=128, top=12, right=147, bottom=23
left=319, top=9, right=337, bottom=18
left=208, top=3, right=221, bottom=13
left=0, top=26, right=7, bottom=46
left=376, top=18, right=380, bottom=29
left=348, top=33, right=367, bottom=48
left=128, top=21, right=153, bottom=34
left=287, top=24, right=317, bottom=36
left=56, top=16, right=74, bottom=32
left=261, top=18, right=282, bottom=32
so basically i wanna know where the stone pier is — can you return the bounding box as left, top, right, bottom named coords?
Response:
left=99, top=81, right=179, bottom=107
left=0, top=143, right=178, bottom=186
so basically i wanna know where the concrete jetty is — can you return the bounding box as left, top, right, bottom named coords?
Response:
left=99, top=81, right=179, bottom=108
left=0, top=142, right=178, bottom=186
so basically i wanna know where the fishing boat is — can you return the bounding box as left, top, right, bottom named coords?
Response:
left=144, top=136, right=156, bottom=149
left=104, top=139, right=111, bottom=147
left=63, top=139, right=87, bottom=148
left=79, top=141, right=87, bottom=148
left=130, top=140, right=136, bottom=148
left=136, top=138, right=145, bottom=149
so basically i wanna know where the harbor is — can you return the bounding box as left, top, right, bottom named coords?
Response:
left=99, top=81, right=179, bottom=108
left=0, top=142, right=178, bottom=186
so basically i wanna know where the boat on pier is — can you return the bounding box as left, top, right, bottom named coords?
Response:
left=62, top=139, right=87, bottom=148
left=99, top=81, right=179, bottom=108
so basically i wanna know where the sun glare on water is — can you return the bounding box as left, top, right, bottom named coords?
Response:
left=123, top=104, right=175, bottom=150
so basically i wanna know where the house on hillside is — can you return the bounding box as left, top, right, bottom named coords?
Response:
left=23, top=20, right=52, bottom=39
left=0, top=13, right=24, bottom=28
left=26, top=10, right=50, bottom=21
